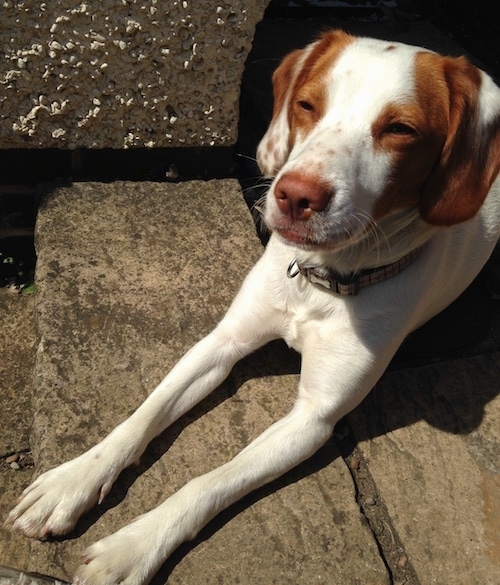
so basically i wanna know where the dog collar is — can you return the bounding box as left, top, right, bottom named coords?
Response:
left=287, top=247, right=423, bottom=296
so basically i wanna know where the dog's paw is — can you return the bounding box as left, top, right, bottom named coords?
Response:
left=6, top=451, right=116, bottom=539
left=74, top=520, right=162, bottom=585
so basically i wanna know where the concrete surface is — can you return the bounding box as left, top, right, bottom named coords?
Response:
left=0, top=1, right=269, bottom=148
left=0, top=290, right=36, bottom=576
left=348, top=355, right=500, bottom=585
left=0, top=565, right=65, bottom=585
left=0, top=292, right=36, bottom=457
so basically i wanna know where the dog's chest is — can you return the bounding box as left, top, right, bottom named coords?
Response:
left=279, top=286, right=350, bottom=353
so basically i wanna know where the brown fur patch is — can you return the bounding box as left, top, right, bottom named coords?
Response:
left=373, top=50, right=500, bottom=226
left=372, top=52, right=450, bottom=219
left=270, top=49, right=304, bottom=120
left=418, top=53, right=500, bottom=225
left=287, top=30, right=355, bottom=143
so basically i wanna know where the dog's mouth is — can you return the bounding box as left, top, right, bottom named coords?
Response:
left=276, top=228, right=329, bottom=250
left=278, top=229, right=343, bottom=250
left=272, top=219, right=370, bottom=251
left=275, top=226, right=314, bottom=245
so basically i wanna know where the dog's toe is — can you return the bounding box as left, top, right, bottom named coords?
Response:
left=7, top=454, right=115, bottom=539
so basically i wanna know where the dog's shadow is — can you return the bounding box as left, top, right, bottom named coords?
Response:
left=59, top=276, right=499, bottom=582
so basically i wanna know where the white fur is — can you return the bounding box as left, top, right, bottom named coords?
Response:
left=7, top=35, right=500, bottom=585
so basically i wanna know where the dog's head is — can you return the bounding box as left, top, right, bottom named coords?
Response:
left=257, top=30, right=500, bottom=250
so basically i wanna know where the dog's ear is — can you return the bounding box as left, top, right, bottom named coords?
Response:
left=257, top=30, right=355, bottom=178
left=256, top=49, right=306, bottom=177
left=420, top=56, right=500, bottom=226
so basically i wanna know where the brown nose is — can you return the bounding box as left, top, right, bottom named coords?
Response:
left=274, top=172, right=333, bottom=220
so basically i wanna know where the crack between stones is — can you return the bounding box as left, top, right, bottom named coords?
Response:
left=337, top=426, right=421, bottom=585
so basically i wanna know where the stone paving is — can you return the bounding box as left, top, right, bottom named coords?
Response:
left=0, top=180, right=499, bottom=585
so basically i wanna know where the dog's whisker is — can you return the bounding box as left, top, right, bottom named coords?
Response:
left=235, top=152, right=259, bottom=164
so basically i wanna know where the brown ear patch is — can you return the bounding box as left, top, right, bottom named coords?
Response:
left=418, top=53, right=500, bottom=225
left=256, top=49, right=306, bottom=175
left=270, top=49, right=305, bottom=120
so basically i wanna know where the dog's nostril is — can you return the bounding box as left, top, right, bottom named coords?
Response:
left=274, top=173, right=333, bottom=219
left=275, top=191, right=316, bottom=220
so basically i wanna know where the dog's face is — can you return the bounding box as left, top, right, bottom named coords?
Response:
left=257, top=31, right=500, bottom=251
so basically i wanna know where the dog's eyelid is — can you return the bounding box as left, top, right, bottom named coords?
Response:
left=297, top=99, right=315, bottom=112
left=384, top=122, right=418, bottom=136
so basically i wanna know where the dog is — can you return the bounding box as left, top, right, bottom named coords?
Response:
left=8, top=30, right=500, bottom=585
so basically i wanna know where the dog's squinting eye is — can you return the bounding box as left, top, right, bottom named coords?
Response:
left=385, top=123, right=417, bottom=136
left=298, top=100, right=314, bottom=112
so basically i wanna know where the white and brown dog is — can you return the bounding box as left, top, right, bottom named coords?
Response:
left=8, top=30, right=500, bottom=585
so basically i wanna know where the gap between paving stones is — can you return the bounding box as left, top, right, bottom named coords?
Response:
left=344, top=443, right=420, bottom=585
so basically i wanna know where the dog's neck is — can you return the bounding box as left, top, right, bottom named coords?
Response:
left=291, top=208, right=437, bottom=276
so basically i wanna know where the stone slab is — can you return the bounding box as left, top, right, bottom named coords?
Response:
left=0, top=1, right=270, bottom=148
left=16, top=180, right=387, bottom=583
left=0, top=291, right=36, bottom=456
left=0, top=291, right=36, bottom=573
left=348, top=354, right=500, bottom=585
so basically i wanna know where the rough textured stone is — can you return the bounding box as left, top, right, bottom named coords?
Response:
left=0, top=1, right=270, bottom=148
left=0, top=292, right=36, bottom=456
left=349, top=354, right=500, bottom=585
left=16, top=181, right=387, bottom=583
left=0, top=291, right=36, bottom=576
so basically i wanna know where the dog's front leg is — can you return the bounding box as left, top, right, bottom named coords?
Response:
left=73, top=390, right=338, bottom=585
left=7, top=263, right=276, bottom=540
left=72, top=328, right=395, bottom=585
